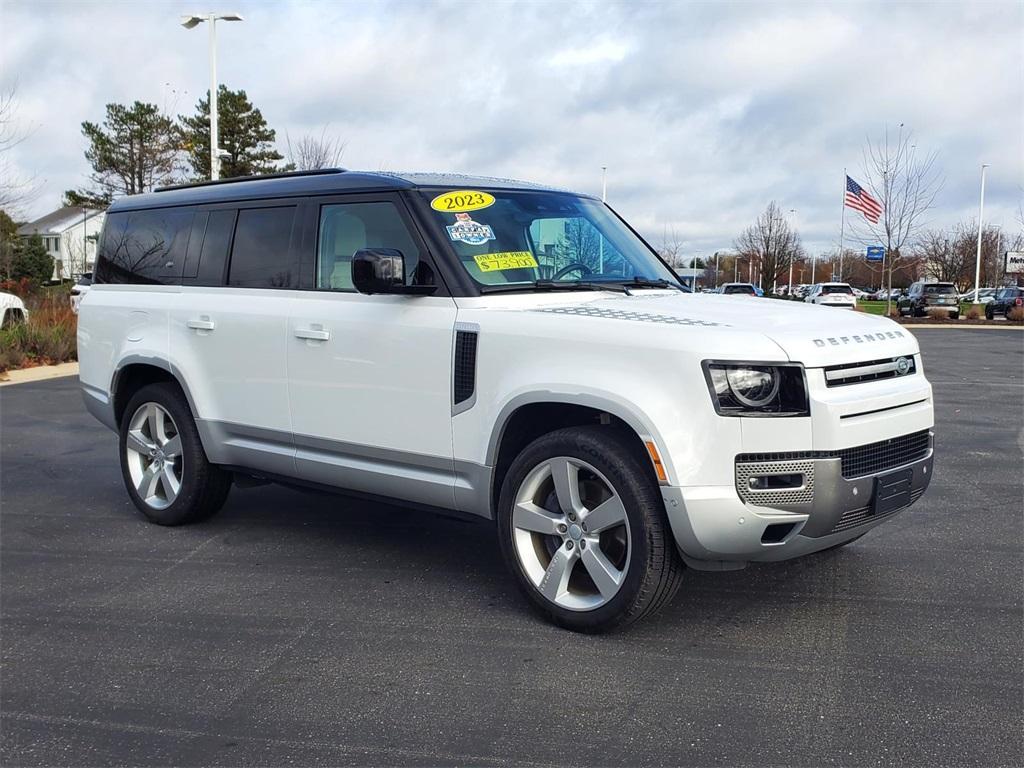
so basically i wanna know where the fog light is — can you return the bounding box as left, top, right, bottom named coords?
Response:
left=748, top=473, right=804, bottom=491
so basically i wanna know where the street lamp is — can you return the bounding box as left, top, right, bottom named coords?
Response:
left=787, top=208, right=797, bottom=296
left=972, top=163, right=989, bottom=303
left=181, top=12, right=243, bottom=180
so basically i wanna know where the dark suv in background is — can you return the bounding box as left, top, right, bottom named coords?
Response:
left=985, top=286, right=1024, bottom=320
left=898, top=281, right=959, bottom=319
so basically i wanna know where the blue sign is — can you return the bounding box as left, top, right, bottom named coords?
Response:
left=866, top=246, right=885, bottom=262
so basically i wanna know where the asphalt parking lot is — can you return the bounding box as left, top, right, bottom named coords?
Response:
left=1, top=329, right=1021, bottom=767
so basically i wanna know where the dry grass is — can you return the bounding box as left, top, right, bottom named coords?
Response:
left=1008, top=306, right=1024, bottom=323
left=0, top=287, right=78, bottom=373
left=965, top=307, right=982, bottom=320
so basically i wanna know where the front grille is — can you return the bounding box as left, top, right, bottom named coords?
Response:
left=824, top=356, right=917, bottom=387
left=838, top=430, right=931, bottom=478
left=831, top=487, right=924, bottom=534
left=736, top=430, right=932, bottom=480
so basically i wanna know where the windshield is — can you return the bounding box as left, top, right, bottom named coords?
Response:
left=924, top=284, right=957, bottom=295
left=723, top=284, right=755, bottom=295
left=417, top=189, right=678, bottom=289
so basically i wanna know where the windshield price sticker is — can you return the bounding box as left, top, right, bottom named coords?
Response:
left=474, top=252, right=539, bottom=272
left=431, top=190, right=496, bottom=212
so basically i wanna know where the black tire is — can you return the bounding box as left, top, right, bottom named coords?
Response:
left=119, top=382, right=231, bottom=525
left=950, top=312, right=959, bottom=320
left=497, top=426, right=685, bottom=633
left=985, top=306, right=994, bottom=320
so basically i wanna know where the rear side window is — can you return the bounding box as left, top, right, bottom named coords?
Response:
left=228, top=207, right=297, bottom=288
left=95, top=208, right=193, bottom=284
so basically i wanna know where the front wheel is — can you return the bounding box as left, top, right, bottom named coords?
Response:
left=985, top=306, right=994, bottom=320
left=119, top=382, right=232, bottom=525
left=497, top=427, right=684, bottom=633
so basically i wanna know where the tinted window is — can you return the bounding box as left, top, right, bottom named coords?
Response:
left=822, top=285, right=853, bottom=295
left=182, top=209, right=235, bottom=285
left=316, top=202, right=428, bottom=291
left=95, top=208, right=193, bottom=284
left=724, top=284, right=755, bottom=295
left=924, top=284, right=956, bottom=295
left=228, top=207, right=297, bottom=288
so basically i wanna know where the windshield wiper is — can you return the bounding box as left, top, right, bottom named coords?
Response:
left=479, top=280, right=629, bottom=295
left=621, top=277, right=686, bottom=292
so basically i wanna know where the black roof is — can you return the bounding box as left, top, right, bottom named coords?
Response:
left=108, top=170, right=584, bottom=213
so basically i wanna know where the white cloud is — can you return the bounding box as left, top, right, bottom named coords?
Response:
left=1, top=0, right=1020, bottom=257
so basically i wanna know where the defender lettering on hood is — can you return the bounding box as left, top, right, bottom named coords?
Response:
left=813, top=330, right=906, bottom=347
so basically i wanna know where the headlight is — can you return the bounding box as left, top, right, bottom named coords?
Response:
left=703, top=362, right=809, bottom=416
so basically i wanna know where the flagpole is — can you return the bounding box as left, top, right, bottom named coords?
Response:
left=839, top=168, right=847, bottom=281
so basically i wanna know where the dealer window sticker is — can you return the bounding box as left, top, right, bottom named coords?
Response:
left=446, top=213, right=496, bottom=246
left=431, top=190, right=495, bottom=213
left=473, top=252, right=539, bottom=272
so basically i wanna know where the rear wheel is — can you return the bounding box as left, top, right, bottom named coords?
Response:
left=119, top=382, right=231, bottom=525
left=985, top=305, right=994, bottom=320
left=497, top=426, right=684, bottom=633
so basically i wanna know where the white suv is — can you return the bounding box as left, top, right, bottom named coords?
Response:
left=78, top=170, right=935, bottom=632
left=805, top=282, right=857, bottom=309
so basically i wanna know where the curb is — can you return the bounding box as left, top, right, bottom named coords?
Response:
left=0, top=362, right=79, bottom=387
left=899, top=324, right=1024, bottom=330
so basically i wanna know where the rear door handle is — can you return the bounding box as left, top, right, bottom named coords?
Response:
left=294, top=327, right=330, bottom=341
left=186, top=318, right=216, bottom=331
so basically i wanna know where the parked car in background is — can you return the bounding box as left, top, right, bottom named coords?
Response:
left=805, top=283, right=857, bottom=309
left=985, top=286, right=1024, bottom=320
left=0, top=291, right=28, bottom=328
left=897, top=282, right=959, bottom=319
left=959, top=287, right=996, bottom=305
left=70, top=272, right=93, bottom=314
left=851, top=287, right=870, bottom=299
left=716, top=282, right=758, bottom=296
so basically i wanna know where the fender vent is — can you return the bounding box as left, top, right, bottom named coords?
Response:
left=453, top=330, right=478, bottom=406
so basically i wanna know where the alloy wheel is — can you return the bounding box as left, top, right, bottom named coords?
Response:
left=124, top=403, right=184, bottom=510
left=511, top=456, right=631, bottom=611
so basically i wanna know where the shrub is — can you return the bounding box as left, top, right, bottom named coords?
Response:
left=966, top=307, right=981, bottom=320
left=1008, top=306, right=1024, bottom=323
left=0, top=293, right=77, bottom=373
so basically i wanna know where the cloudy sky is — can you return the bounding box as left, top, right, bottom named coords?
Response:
left=2, top=0, right=1021, bottom=256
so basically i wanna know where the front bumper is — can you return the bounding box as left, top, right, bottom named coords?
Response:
left=662, top=433, right=933, bottom=567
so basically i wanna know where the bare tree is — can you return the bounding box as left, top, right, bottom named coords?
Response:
left=285, top=126, right=347, bottom=171
left=657, top=225, right=685, bottom=269
left=734, top=201, right=801, bottom=293
left=850, top=126, right=943, bottom=313
left=0, top=86, right=41, bottom=215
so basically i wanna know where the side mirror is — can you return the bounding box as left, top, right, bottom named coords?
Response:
left=351, top=248, right=436, bottom=296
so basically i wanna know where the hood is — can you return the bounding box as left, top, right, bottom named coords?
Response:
left=471, top=290, right=917, bottom=366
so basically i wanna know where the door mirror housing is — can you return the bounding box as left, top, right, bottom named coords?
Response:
left=351, top=249, right=436, bottom=295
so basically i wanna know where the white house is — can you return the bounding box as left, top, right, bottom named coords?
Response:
left=17, top=206, right=106, bottom=281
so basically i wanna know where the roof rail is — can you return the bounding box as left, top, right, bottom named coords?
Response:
left=155, top=167, right=346, bottom=193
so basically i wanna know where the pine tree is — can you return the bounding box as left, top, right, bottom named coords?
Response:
left=181, top=86, right=285, bottom=179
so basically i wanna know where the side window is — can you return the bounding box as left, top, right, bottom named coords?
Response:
left=183, top=209, right=236, bottom=286
left=94, top=208, right=192, bottom=284
left=316, top=201, right=428, bottom=292
left=228, top=207, right=297, bottom=289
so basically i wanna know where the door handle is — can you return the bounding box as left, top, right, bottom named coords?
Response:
left=294, top=327, right=330, bottom=341
left=186, top=318, right=216, bottom=331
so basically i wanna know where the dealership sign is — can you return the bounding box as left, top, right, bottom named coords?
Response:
left=1006, top=252, right=1024, bottom=274
left=866, top=246, right=885, bottom=262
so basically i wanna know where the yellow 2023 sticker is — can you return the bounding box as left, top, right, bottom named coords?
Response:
left=431, top=190, right=496, bottom=213
left=474, top=252, right=539, bottom=272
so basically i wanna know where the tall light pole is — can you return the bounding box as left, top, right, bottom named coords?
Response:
left=787, top=209, right=797, bottom=296
left=972, top=163, right=989, bottom=303
left=181, top=12, right=243, bottom=181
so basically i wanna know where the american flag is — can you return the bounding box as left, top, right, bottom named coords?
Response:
left=845, top=175, right=883, bottom=224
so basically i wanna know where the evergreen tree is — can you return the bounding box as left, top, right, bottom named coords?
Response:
left=66, top=101, right=182, bottom=203
left=11, top=234, right=54, bottom=284
left=181, top=86, right=285, bottom=179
